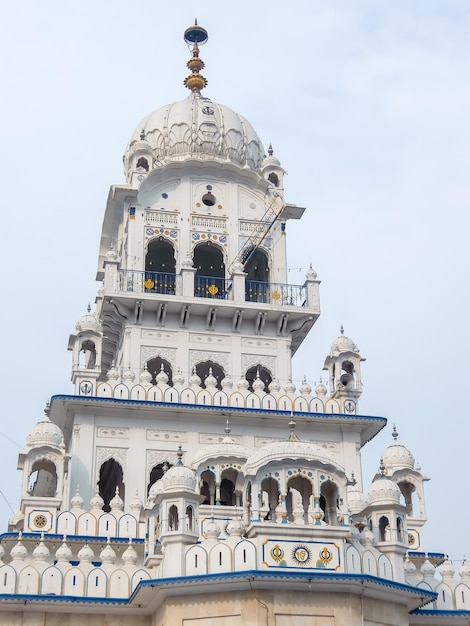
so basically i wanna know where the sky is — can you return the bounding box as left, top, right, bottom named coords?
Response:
left=1, top=1, right=469, bottom=563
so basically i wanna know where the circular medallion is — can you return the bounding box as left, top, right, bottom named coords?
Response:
left=33, top=514, right=47, bottom=529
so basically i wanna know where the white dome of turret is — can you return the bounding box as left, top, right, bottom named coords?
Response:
left=75, top=306, right=102, bottom=334
left=330, top=329, right=360, bottom=356
left=27, top=413, right=65, bottom=450
left=368, top=475, right=401, bottom=505
left=161, top=448, right=197, bottom=493
left=382, top=426, right=415, bottom=471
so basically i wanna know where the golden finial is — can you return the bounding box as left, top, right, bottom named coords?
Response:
left=183, top=20, right=208, bottom=93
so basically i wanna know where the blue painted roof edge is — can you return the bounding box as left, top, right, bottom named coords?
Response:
left=50, top=394, right=387, bottom=424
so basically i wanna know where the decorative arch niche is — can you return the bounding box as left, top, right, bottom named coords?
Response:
left=98, top=458, right=125, bottom=512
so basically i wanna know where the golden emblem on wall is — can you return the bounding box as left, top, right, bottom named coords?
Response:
left=144, top=279, right=155, bottom=289
left=271, top=290, right=281, bottom=300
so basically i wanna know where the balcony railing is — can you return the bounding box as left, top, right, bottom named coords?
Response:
left=119, top=270, right=179, bottom=294
left=245, top=280, right=306, bottom=306
left=194, top=275, right=232, bottom=299
left=116, top=271, right=307, bottom=307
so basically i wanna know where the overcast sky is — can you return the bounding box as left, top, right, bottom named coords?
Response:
left=1, top=1, right=469, bottom=563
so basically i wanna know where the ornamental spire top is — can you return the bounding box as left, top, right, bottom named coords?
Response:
left=183, top=20, right=208, bottom=94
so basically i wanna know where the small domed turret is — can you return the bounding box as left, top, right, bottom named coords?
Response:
left=161, top=446, right=197, bottom=493
left=27, top=409, right=65, bottom=451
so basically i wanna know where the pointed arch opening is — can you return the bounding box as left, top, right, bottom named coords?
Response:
left=28, top=460, right=58, bottom=497
left=200, top=470, right=216, bottom=505
left=146, top=356, right=173, bottom=386
left=320, top=480, right=339, bottom=526
left=168, top=504, right=179, bottom=531
left=379, top=515, right=390, bottom=541
left=186, top=505, right=194, bottom=532
left=245, top=249, right=270, bottom=302
left=261, top=477, right=280, bottom=521
left=145, top=237, right=176, bottom=294
left=147, top=461, right=174, bottom=496
left=287, top=475, right=312, bottom=524
left=195, top=361, right=225, bottom=390
left=245, top=365, right=272, bottom=393
left=220, top=468, right=240, bottom=506
left=79, top=339, right=96, bottom=369
left=98, top=458, right=125, bottom=512
left=193, top=241, right=227, bottom=298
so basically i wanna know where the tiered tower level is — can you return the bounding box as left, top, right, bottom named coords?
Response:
left=1, top=22, right=466, bottom=625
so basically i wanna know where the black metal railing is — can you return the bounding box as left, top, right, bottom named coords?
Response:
left=194, top=275, right=232, bottom=299
left=119, top=270, right=178, bottom=294
left=245, top=280, right=306, bottom=306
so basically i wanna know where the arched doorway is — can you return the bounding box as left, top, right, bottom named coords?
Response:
left=193, top=241, right=226, bottom=298
left=245, top=249, right=269, bottom=302
left=145, top=238, right=176, bottom=294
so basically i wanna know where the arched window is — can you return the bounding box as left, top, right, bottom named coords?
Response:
left=195, top=361, right=225, bottom=390
left=245, top=365, right=272, bottom=393
left=220, top=468, right=240, bottom=506
left=28, top=460, right=58, bottom=497
left=193, top=241, right=226, bottom=298
left=268, top=172, right=279, bottom=187
left=379, top=515, right=390, bottom=541
left=136, top=156, right=149, bottom=172
left=397, top=516, right=404, bottom=541
left=146, top=357, right=173, bottom=386
left=147, top=461, right=173, bottom=496
left=287, top=475, right=312, bottom=524
left=98, top=459, right=125, bottom=512
left=79, top=339, right=96, bottom=368
left=186, top=505, right=194, bottom=531
left=261, top=477, right=280, bottom=520
left=168, top=505, right=179, bottom=531
left=320, top=480, right=339, bottom=526
left=145, top=238, right=176, bottom=294
left=200, top=470, right=216, bottom=505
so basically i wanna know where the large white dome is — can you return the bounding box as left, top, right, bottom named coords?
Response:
left=125, top=93, right=266, bottom=177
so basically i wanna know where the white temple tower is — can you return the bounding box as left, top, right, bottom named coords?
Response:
left=0, top=20, right=465, bottom=626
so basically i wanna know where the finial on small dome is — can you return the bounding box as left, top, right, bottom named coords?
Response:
left=288, top=416, right=299, bottom=442
left=379, top=457, right=385, bottom=476
left=176, top=444, right=184, bottom=466
left=268, top=144, right=273, bottom=157
left=115, top=486, right=119, bottom=496
left=87, top=303, right=91, bottom=314
left=162, top=460, right=169, bottom=473
left=225, top=420, right=231, bottom=436
left=183, top=21, right=208, bottom=93
left=340, top=325, right=344, bottom=335
left=392, top=425, right=398, bottom=441
left=44, top=400, right=51, bottom=419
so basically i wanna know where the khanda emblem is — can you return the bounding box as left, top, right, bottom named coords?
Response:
left=271, top=544, right=285, bottom=564
left=316, top=546, right=333, bottom=567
